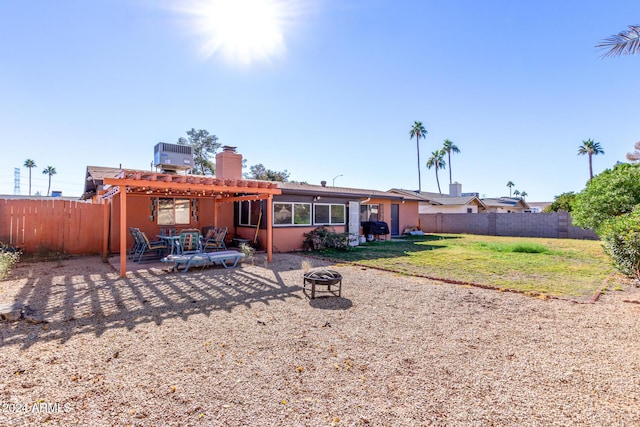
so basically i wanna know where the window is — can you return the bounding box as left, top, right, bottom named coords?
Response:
left=466, top=208, right=473, bottom=213
left=274, top=202, right=311, bottom=226
left=239, top=200, right=262, bottom=226
left=360, top=204, right=379, bottom=222
left=314, top=203, right=345, bottom=225
left=158, top=198, right=190, bottom=225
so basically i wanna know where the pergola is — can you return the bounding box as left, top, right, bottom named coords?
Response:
left=100, top=170, right=281, bottom=277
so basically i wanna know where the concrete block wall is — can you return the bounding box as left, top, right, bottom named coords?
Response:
left=420, top=212, right=599, bottom=240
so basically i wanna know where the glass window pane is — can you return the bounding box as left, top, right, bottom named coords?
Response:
left=293, top=203, right=311, bottom=225
left=240, top=201, right=250, bottom=225
left=331, top=205, right=345, bottom=224
left=314, top=204, right=330, bottom=224
left=158, top=198, right=174, bottom=225
left=274, top=203, right=292, bottom=225
left=175, top=199, right=190, bottom=224
left=250, top=201, right=262, bottom=226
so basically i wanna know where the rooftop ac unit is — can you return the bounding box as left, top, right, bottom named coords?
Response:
left=154, top=143, right=193, bottom=172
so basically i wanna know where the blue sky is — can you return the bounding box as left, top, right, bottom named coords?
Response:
left=1, top=0, right=639, bottom=201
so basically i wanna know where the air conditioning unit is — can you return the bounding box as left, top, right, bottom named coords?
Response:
left=154, top=143, right=193, bottom=172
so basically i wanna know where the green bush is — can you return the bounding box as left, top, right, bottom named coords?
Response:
left=303, top=226, right=350, bottom=251
left=0, top=242, right=20, bottom=280
left=572, top=163, right=640, bottom=232
left=600, top=208, right=640, bottom=279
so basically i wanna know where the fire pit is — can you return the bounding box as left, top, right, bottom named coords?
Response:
left=303, top=269, right=342, bottom=299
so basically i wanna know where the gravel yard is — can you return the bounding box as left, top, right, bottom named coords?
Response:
left=1, top=254, right=639, bottom=426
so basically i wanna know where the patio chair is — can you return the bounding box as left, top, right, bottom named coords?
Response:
left=135, top=230, right=168, bottom=262
left=128, top=227, right=142, bottom=259
left=179, top=229, right=202, bottom=255
left=202, top=226, right=228, bottom=252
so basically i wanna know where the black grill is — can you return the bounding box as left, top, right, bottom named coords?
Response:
left=361, top=221, right=390, bottom=235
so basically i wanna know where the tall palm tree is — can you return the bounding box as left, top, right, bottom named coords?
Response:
left=597, top=25, right=640, bottom=58
left=442, top=139, right=460, bottom=185
left=42, top=166, right=57, bottom=196
left=426, top=150, right=446, bottom=194
left=409, top=121, right=427, bottom=192
left=577, top=139, right=605, bottom=180
left=23, top=159, right=36, bottom=196
left=513, top=189, right=521, bottom=198
left=506, top=181, right=515, bottom=197
left=520, top=191, right=528, bottom=200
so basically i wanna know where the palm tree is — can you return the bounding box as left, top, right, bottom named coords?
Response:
left=409, top=121, right=428, bottom=192
left=442, top=139, right=460, bottom=185
left=42, top=166, right=57, bottom=196
left=426, top=150, right=446, bottom=194
left=597, top=25, right=640, bottom=58
left=506, top=181, right=515, bottom=197
left=577, top=139, right=605, bottom=180
left=520, top=191, right=528, bottom=200
left=513, top=189, right=521, bottom=198
left=23, top=159, right=36, bottom=196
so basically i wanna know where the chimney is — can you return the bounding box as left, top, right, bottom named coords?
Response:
left=449, top=182, right=462, bottom=197
left=215, top=146, right=243, bottom=180
left=320, top=180, right=327, bottom=187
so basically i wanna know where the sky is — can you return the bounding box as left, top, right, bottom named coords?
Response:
left=1, top=0, right=640, bottom=201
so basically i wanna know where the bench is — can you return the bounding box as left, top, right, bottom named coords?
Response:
left=162, top=251, right=245, bottom=273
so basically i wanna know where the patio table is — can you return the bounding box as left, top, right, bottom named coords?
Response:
left=157, top=235, right=181, bottom=255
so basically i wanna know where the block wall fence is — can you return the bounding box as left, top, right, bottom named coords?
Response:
left=419, top=212, right=599, bottom=240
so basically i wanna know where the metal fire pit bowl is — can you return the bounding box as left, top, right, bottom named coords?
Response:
left=303, top=269, right=342, bottom=299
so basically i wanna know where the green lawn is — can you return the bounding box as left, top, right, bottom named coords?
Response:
left=313, top=234, right=615, bottom=298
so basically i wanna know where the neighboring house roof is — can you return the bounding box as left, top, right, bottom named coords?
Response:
left=526, top=201, right=552, bottom=211
left=277, top=182, right=422, bottom=201
left=482, top=197, right=531, bottom=210
left=389, top=188, right=486, bottom=208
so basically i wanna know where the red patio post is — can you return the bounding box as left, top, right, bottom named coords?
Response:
left=119, top=190, right=127, bottom=278
left=267, top=194, right=273, bottom=262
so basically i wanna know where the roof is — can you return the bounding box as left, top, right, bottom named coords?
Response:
left=276, top=182, right=423, bottom=201
left=389, top=188, right=485, bottom=208
left=83, top=166, right=281, bottom=200
left=482, top=197, right=531, bottom=209
left=83, top=166, right=418, bottom=202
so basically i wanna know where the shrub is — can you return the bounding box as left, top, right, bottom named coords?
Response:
left=238, top=242, right=255, bottom=259
left=303, top=226, right=350, bottom=251
left=600, top=208, right=640, bottom=280
left=0, top=242, right=20, bottom=280
left=572, top=163, right=640, bottom=232
left=543, top=192, right=576, bottom=213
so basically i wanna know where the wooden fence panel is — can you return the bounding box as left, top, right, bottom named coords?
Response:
left=0, top=199, right=105, bottom=254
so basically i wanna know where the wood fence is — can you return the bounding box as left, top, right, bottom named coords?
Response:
left=0, top=199, right=105, bottom=254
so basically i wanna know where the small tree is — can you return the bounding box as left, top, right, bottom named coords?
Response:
left=409, top=121, right=427, bottom=191
left=513, top=189, right=520, bottom=198
left=177, top=128, right=221, bottom=175
left=506, top=181, right=515, bottom=197
left=42, top=166, right=56, bottom=197
left=24, top=159, right=36, bottom=196
left=577, top=139, right=605, bottom=181
left=543, top=192, right=576, bottom=212
left=442, top=139, right=460, bottom=185
left=246, top=164, right=290, bottom=182
left=426, top=150, right=446, bottom=194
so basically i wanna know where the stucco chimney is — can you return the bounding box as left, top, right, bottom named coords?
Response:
left=449, top=182, right=462, bottom=197
left=321, top=180, right=327, bottom=187
left=215, top=146, right=243, bottom=180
